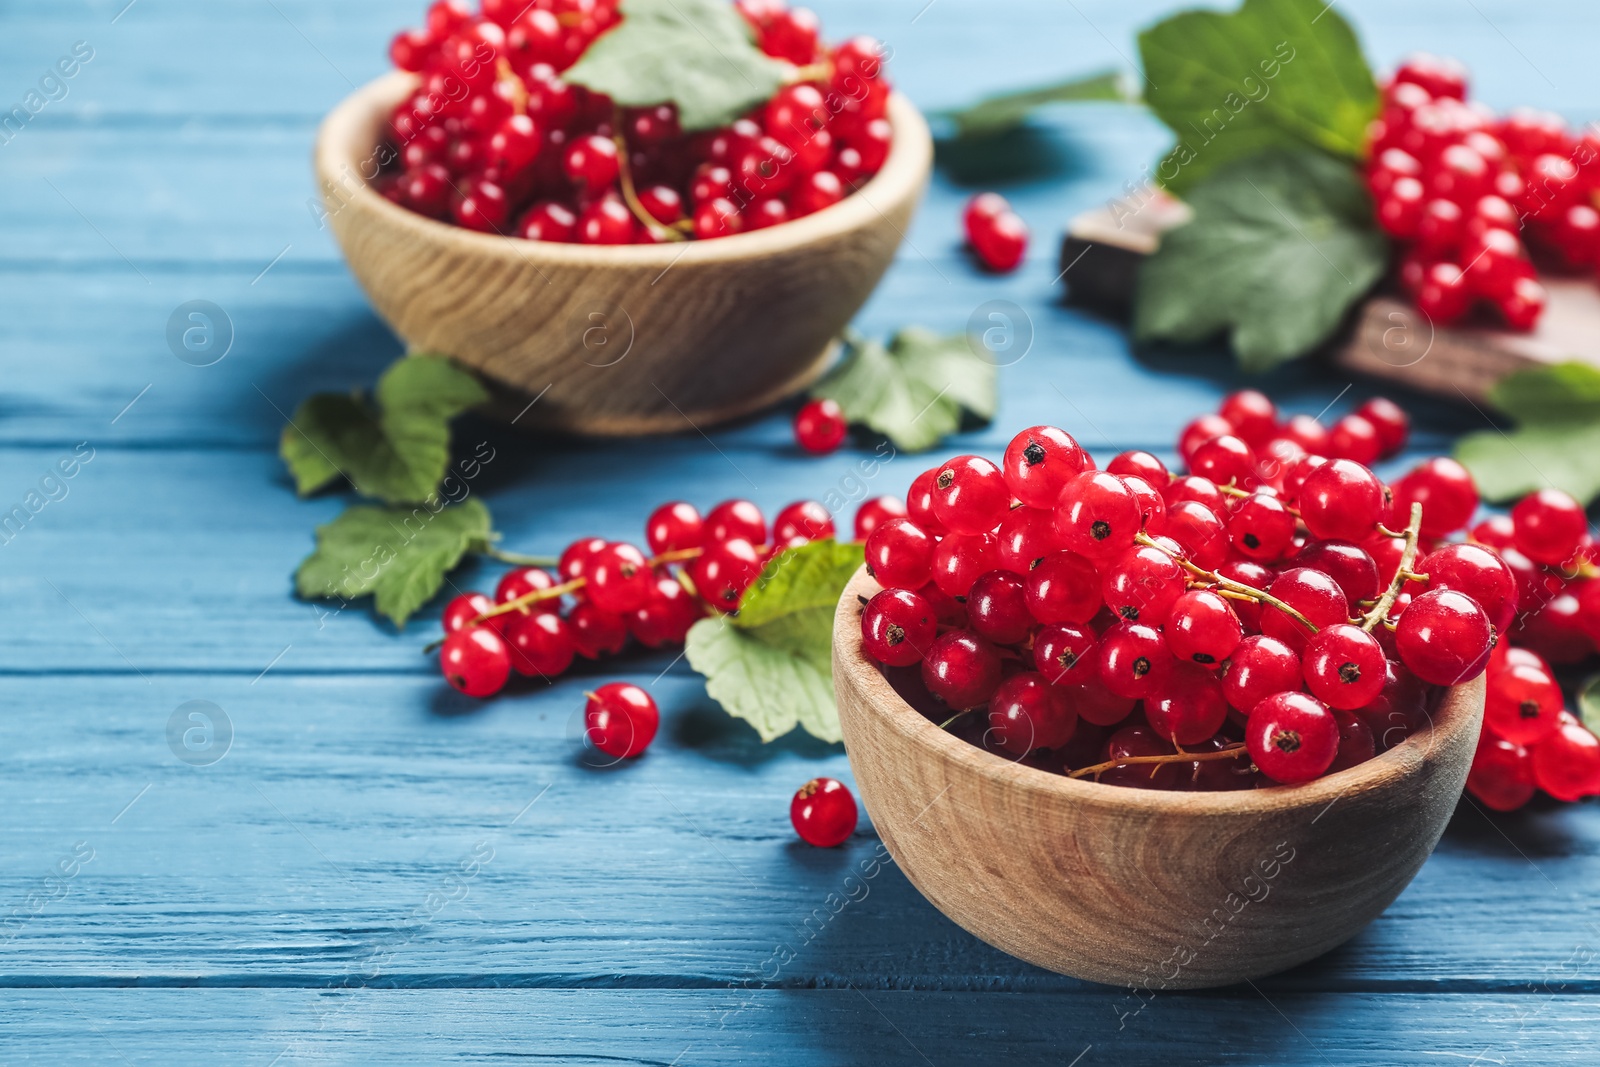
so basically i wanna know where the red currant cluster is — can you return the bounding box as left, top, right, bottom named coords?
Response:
left=962, top=192, right=1030, bottom=273
left=1367, top=53, right=1600, bottom=330
left=379, top=0, right=892, bottom=242
left=853, top=389, right=1595, bottom=792
left=435, top=493, right=910, bottom=700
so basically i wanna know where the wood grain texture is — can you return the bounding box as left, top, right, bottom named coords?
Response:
left=315, top=74, right=931, bottom=434
left=834, top=566, right=1485, bottom=989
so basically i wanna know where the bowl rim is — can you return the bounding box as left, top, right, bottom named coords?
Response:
left=835, top=565, right=1484, bottom=817
left=314, top=70, right=934, bottom=266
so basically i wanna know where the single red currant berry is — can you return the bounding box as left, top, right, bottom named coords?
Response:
left=791, top=778, right=858, bottom=847
left=559, top=536, right=609, bottom=583
left=1512, top=487, right=1587, bottom=566
left=931, top=455, right=1009, bottom=536
left=1218, top=389, right=1279, bottom=448
left=1485, top=661, right=1564, bottom=745
left=516, top=199, right=578, bottom=242
left=688, top=538, right=765, bottom=610
left=586, top=542, right=654, bottom=614
left=443, top=591, right=500, bottom=634
left=1220, top=634, right=1302, bottom=714
left=930, top=532, right=1000, bottom=598
left=1055, top=470, right=1140, bottom=562
left=1032, top=622, right=1097, bottom=686
left=1165, top=589, right=1244, bottom=668
left=1178, top=412, right=1234, bottom=462
left=486, top=113, right=542, bottom=175
left=1146, top=663, right=1230, bottom=745
left=1395, top=588, right=1494, bottom=685
left=791, top=168, right=845, bottom=214
left=1355, top=397, right=1410, bottom=456
left=1391, top=457, right=1479, bottom=539
left=452, top=177, right=510, bottom=232
left=1469, top=513, right=1516, bottom=549
left=562, top=132, right=620, bottom=187
left=1327, top=709, right=1377, bottom=773
left=921, top=630, right=1003, bottom=709
left=704, top=499, right=767, bottom=546
left=440, top=627, right=513, bottom=697
left=994, top=506, right=1059, bottom=574
left=1302, top=623, right=1387, bottom=710
left=853, top=495, right=906, bottom=541
left=1294, top=540, right=1381, bottom=608
left=637, top=184, right=684, bottom=226
left=905, top=467, right=947, bottom=537
left=864, top=517, right=935, bottom=590
left=966, top=570, right=1034, bottom=645
left=1263, top=568, right=1352, bottom=653
left=1530, top=719, right=1600, bottom=802
left=1418, top=542, right=1517, bottom=630
left=1467, top=735, right=1535, bottom=811
left=628, top=577, right=701, bottom=648
left=1107, top=450, right=1168, bottom=484
left=1163, top=500, right=1229, bottom=571
left=772, top=500, right=835, bottom=547
left=1101, top=543, right=1186, bottom=626
left=646, top=501, right=703, bottom=555
left=1228, top=492, right=1297, bottom=561
left=1298, top=459, right=1386, bottom=543
left=1163, top=474, right=1226, bottom=514
left=1002, top=426, right=1092, bottom=508
left=1216, top=559, right=1272, bottom=631
left=1065, top=681, right=1137, bottom=729
left=1329, top=413, right=1383, bottom=466
left=1097, top=620, right=1172, bottom=700
left=794, top=398, right=848, bottom=454
left=580, top=682, right=659, bottom=759
left=568, top=602, right=628, bottom=659
left=1280, top=413, right=1333, bottom=457
left=861, top=588, right=937, bottom=667
left=1024, top=550, right=1103, bottom=625
left=1247, top=692, right=1339, bottom=784
left=967, top=207, right=1029, bottom=272
left=578, top=197, right=636, bottom=245
left=1121, top=475, right=1167, bottom=535
left=504, top=610, right=577, bottom=678
left=988, top=672, right=1078, bottom=755
left=693, top=196, right=745, bottom=239
left=1190, top=434, right=1259, bottom=490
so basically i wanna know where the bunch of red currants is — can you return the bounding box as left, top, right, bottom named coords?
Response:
left=855, top=389, right=1600, bottom=801
left=379, top=0, right=892, bottom=243
left=1367, top=53, right=1600, bottom=331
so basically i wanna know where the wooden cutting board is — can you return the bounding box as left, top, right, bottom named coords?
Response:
left=1060, top=191, right=1600, bottom=401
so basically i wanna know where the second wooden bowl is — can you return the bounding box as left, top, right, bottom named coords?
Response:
left=314, top=72, right=933, bottom=436
left=832, top=567, right=1484, bottom=989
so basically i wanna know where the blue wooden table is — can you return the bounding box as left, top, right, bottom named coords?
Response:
left=4, top=1, right=1599, bottom=1062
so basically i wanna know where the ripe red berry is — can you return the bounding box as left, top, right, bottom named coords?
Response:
left=504, top=610, right=576, bottom=678
left=1302, top=623, right=1387, bottom=710
left=584, top=682, right=660, bottom=759
left=1002, top=426, right=1091, bottom=508
left=1228, top=492, right=1297, bottom=561
left=1355, top=397, right=1410, bottom=456
left=1097, top=620, right=1172, bottom=700
left=444, top=591, right=500, bottom=634
left=1165, top=589, right=1244, bottom=668
left=988, top=672, right=1077, bottom=754
left=791, top=778, right=858, bottom=847
left=1218, top=390, right=1278, bottom=449
left=1099, top=725, right=1180, bottom=789
left=1024, top=550, right=1103, bottom=625
left=773, top=500, right=835, bottom=547
left=1294, top=540, right=1381, bottom=608
left=1189, top=434, right=1258, bottom=490
left=1395, top=588, right=1494, bottom=685
left=1468, top=736, right=1535, bottom=811
left=965, top=198, right=1028, bottom=272
left=852, top=495, right=906, bottom=542
left=966, top=570, right=1034, bottom=645
left=1328, top=709, right=1378, bottom=773
left=861, top=588, right=937, bottom=667
left=1418, top=542, right=1518, bottom=630
left=1391, top=457, right=1479, bottom=539
left=1032, top=622, right=1098, bottom=686
left=794, top=398, right=848, bottom=454
left=1262, top=568, right=1351, bottom=652
left=1107, top=450, right=1168, bottom=484
left=628, top=577, right=701, bottom=648
left=1485, top=661, right=1563, bottom=745
left=1247, top=692, right=1340, bottom=783
left=646, top=501, right=703, bottom=555
left=931, top=454, right=1009, bottom=536
left=1055, top=470, right=1140, bottom=562
left=930, top=532, right=1000, bottom=597
left=562, top=132, right=620, bottom=188
left=440, top=627, right=513, bottom=697
left=1101, top=544, right=1186, bottom=626
left=704, top=499, right=767, bottom=546
left=1512, top=488, right=1587, bottom=566
left=1162, top=500, right=1229, bottom=571
left=568, top=602, right=628, bottom=659
left=1220, top=634, right=1302, bottom=714
left=578, top=197, right=636, bottom=245
left=864, top=517, right=934, bottom=590
left=688, top=537, right=765, bottom=610
left=1298, top=459, right=1386, bottom=543
left=586, top=542, right=654, bottom=614
left=1530, top=718, right=1600, bottom=802
left=921, top=630, right=1003, bottom=709
left=1146, top=663, right=1230, bottom=745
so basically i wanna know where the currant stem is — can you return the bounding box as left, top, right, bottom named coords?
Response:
left=1067, top=743, right=1250, bottom=780
left=1361, top=501, right=1424, bottom=633
left=1134, top=532, right=1321, bottom=636
left=481, top=546, right=560, bottom=567
left=611, top=110, right=685, bottom=243
left=786, top=61, right=833, bottom=84
left=938, top=709, right=974, bottom=730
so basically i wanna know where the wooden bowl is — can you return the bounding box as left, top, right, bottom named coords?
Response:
left=832, top=567, right=1485, bottom=989
left=313, top=72, right=933, bottom=435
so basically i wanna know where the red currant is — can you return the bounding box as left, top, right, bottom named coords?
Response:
left=1298, top=459, right=1386, bottom=543
left=864, top=517, right=934, bottom=590
left=921, top=630, right=1003, bottom=709
left=1395, top=588, right=1494, bottom=685
left=1024, top=550, right=1103, bottom=625
left=794, top=398, right=848, bottom=454
left=853, top=495, right=906, bottom=541
left=1097, top=620, right=1172, bottom=700
left=1512, top=488, right=1587, bottom=566
left=440, top=627, right=512, bottom=697
left=1263, top=568, right=1351, bottom=652
left=586, top=542, right=654, bottom=614
left=569, top=602, right=628, bottom=659
left=1220, top=634, right=1302, bottom=714
left=1484, top=660, right=1563, bottom=744
left=1530, top=719, right=1600, bottom=802
left=1146, top=663, right=1230, bottom=745
left=584, top=682, right=660, bottom=758
left=861, top=588, right=937, bottom=667
left=966, top=570, right=1034, bottom=645
left=704, top=499, right=767, bottom=546
left=1002, top=426, right=1091, bottom=509
left=1055, top=471, right=1140, bottom=562
left=1032, top=622, right=1098, bottom=686
left=1302, top=623, right=1387, bottom=710
left=930, top=532, right=1000, bottom=598
left=931, top=455, right=1009, bottom=536
left=504, top=610, right=576, bottom=678
left=1468, top=735, right=1535, bottom=811
left=791, top=777, right=858, bottom=847
left=1165, top=589, right=1244, bottom=668
left=988, top=672, right=1077, bottom=754
left=1247, top=692, right=1340, bottom=784
left=688, top=538, right=765, bottom=610
left=773, top=500, right=835, bottom=547
left=1418, top=542, right=1518, bottom=630
left=628, top=577, right=701, bottom=647
left=1101, top=544, right=1186, bottom=626
left=443, top=591, right=499, bottom=634
left=646, top=501, right=703, bottom=555
left=1391, top=457, right=1479, bottom=539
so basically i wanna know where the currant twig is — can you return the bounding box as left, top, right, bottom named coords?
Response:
left=611, top=110, right=685, bottom=243
left=1361, top=501, right=1424, bottom=634
left=1135, top=532, right=1322, bottom=636
left=1067, top=743, right=1250, bottom=780
left=786, top=60, right=833, bottom=84
left=481, top=546, right=560, bottom=567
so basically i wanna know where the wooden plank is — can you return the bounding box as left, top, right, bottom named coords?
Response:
left=0, top=673, right=1597, bottom=990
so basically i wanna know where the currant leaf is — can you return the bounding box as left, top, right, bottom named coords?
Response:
left=294, top=498, right=494, bottom=627
left=684, top=538, right=865, bottom=743
left=1138, top=0, right=1378, bottom=194
left=1132, top=149, right=1387, bottom=371
left=1455, top=361, right=1600, bottom=505
left=938, top=70, right=1133, bottom=140
left=811, top=328, right=997, bottom=453
left=562, top=0, right=790, bottom=132
left=1580, top=675, right=1600, bottom=738
left=280, top=355, right=488, bottom=505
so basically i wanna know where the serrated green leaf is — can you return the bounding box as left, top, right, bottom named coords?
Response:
left=1138, top=0, right=1378, bottom=195
left=938, top=70, right=1133, bottom=140
left=811, top=328, right=997, bottom=453
left=280, top=355, right=488, bottom=505
left=1580, top=676, right=1600, bottom=737
left=294, top=499, right=493, bottom=627
left=563, top=0, right=789, bottom=132
left=1455, top=362, right=1600, bottom=505
left=683, top=539, right=864, bottom=743
left=1133, top=149, right=1387, bottom=371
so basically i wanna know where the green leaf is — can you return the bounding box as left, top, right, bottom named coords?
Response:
left=811, top=328, right=997, bottom=453
left=684, top=538, right=865, bottom=743
left=563, top=0, right=790, bottom=132
left=1138, top=0, right=1378, bottom=195
left=938, top=70, right=1133, bottom=140
left=280, top=355, right=488, bottom=506
left=1579, top=675, right=1600, bottom=738
left=1132, top=149, right=1387, bottom=371
left=1455, top=362, right=1600, bottom=505
left=294, top=499, right=493, bottom=627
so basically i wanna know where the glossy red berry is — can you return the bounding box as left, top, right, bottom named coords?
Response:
left=1228, top=492, right=1297, bottom=561
left=853, top=496, right=906, bottom=541
left=921, top=630, right=1003, bottom=709
left=1097, top=620, right=1172, bottom=700
left=1512, top=488, right=1587, bottom=566
left=1218, top=390, right=1278, bottom=449
left=1298, top=459, right=1386, bottom=543
left=1391, top=458, right=1479, bottom=539
left=444, top=591, right=500, bottom=634
left=628, top=577, right=701, bottom=648
left=1247, top=692, right=1339, bottom=784
left=1145, top=663, right=1230, bottom=745
left=1024, top=550, right=1103, bottom=625
left=1002, top=426, right=1091, bottom=509
left=966, top=200, right=1028, bottom=272
left=1162, top=500, right=1229, bottom=571
left=1263, top=568, right=1352, bottom=652
left=930, top=532, right=1000, bottom=597
left=1530, top=719, right=1600, bottom=802
left=862, top=588, right=937, bottom=667
left=988, top=672, right=1077, bottom=754
left=791, top=778, right=858, bottom=847
left=1418, top=542, right=1518, bottom=630
left=1100, top=544, right=1186, bottom=626
left=1468, top=736, right=1535, bottom=811
left=864, top=517, right=935, bottom=590
left=966, top=570, right=1034, bottom=645
left=704, top=499, right=767, bottom=546
left=562, top=132, right=620, bottom=187
left=1327, top=709, right=1377, bottom=773
left=504, top=610, right=576, bottom=678
left=931, top=455, right=1009, bottom=536
left=1395, top=588, right=1494, bottom=685
left=1302, top=623, right=1387, bottom=710
left=773, top=500, right=835, bottom=547
left=586, top=542, right=654, bottom=614
left=578, top=197, right=636, bottom=245
left=1055, top=471, right=1140, bottom=563
left=584, top=682, right=659, bottom=758
left=688, top=537, right=765, bottom=610
left=1107, top=450, right=1168, bottom=484
left=1355, top=397, right=1410, bottom=456
left=1165, top=589, right=1244, bottom=668
left=1220, top=634, right=1302, bottom=714
left=568, top=602, right=628, bottom=659
left=1032, top=622, right=1098, bottom=686
left=1485, top=660, right=1563, bottom=744
left=794, top=398, right=848, bottom=454
left=1189, top=434, right=1258, bottom=490
left=440, top=627, right=513, bottom=697
left=646, top=501, right=704, bottom=555
left=1294, top=541, right=1381, bottom=608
